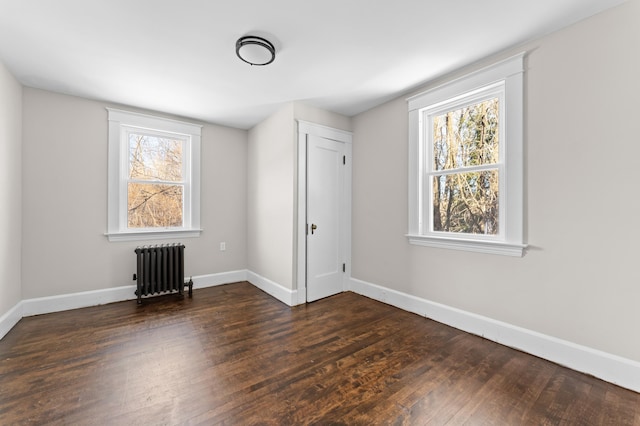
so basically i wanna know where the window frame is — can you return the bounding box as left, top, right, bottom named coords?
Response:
left=106, top=108, right=202, bottom=242
left=407, top=53, right=526, bottom=256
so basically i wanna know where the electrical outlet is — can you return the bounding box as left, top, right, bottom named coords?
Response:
left=220, top=242, right=226, bottom=251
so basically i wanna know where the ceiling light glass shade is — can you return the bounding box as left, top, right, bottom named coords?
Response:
left=236, top=36, right=275, bottom=66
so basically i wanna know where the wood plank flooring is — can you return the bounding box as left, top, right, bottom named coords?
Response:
left=1, top=281, right=638, bottom=425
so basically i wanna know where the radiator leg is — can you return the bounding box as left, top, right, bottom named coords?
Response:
left=187, top=278, right=193, bottom=298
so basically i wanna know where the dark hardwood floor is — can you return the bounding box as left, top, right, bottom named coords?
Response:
left=0, top=282, right=638, bottom=425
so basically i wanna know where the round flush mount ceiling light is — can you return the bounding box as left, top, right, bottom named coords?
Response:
left=236, top=35, right=276, bottom=66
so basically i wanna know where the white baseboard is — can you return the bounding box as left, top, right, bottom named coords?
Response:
left=0, top=269, right=293, bottom=340
left=348, top=276, right=640, bottom=393
left=0, top=270, right=251, bottom=340
left=22, top=285, right=138, bottom=317
left=191, top=270, right=248, bottom=289
left=247, top=270, right=298, bottom=306
left=0, top=302, right=23, bottom=340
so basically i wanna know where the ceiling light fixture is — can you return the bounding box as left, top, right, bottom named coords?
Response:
left=236, top=35, right=276, bottom=66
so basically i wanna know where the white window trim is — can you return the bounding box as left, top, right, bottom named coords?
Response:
left=407, top=53, right=526, bottom=256
left=105, top=108, right=202, bottom=242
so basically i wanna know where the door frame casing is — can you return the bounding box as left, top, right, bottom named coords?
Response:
left=296, top=121, right=352, bottom=304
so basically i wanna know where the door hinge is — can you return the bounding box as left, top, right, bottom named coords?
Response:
left=342, top=263, right=346, bottom=273
left=343, top=155, right=346, bottom=165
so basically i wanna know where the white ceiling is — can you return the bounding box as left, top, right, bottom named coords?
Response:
left=0, top=0, right=626, bottom=129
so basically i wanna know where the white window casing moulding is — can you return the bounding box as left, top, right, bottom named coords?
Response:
left=106, top=108, right=202, bottom=242
left=407, top=52, right=527, bottom=257
left=104, top=229, right=203, bottom=242
left=406, top=234, right=527, bottom=257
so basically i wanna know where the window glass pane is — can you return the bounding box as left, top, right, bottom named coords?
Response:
left=433, top=98, right=499, bottom=171
left=129, top=133, right=183, bottom=181
left=127, top=183, right=183, bottom=228
left=432, top=170, right=499, bottom=235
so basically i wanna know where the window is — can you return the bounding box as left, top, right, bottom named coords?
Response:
left=407, top=53, right=525, bottom=256
left=106, top=109, right=202, bottom=241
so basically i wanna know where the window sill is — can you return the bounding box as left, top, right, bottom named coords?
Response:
left=105, top=229, right=203, bottom=242
left=407, top=234, right=526, bottom=257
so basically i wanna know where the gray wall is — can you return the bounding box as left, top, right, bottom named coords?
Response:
left=247, top=103, right=297, bottom=289
left=247, top=101, right=351, bottom=291
left=351, top=0, right=640, bottom=362
left=0, top=61, right=22, bottom=318
left=21, top=88, right=247, bottom=299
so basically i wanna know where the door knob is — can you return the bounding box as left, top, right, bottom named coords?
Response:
left=311, top=224, right=317, bottom=234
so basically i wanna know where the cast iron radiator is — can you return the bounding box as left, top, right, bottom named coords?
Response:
left=134, top=244, right=193, bottom=304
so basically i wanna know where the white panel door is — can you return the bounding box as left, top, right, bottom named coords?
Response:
left=306, top=134, right=345, bottom=302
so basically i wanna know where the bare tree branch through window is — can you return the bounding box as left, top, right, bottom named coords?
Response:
left=127, top=133, right=184, bottom=228
left=431, top=98, right=499, bottom=235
